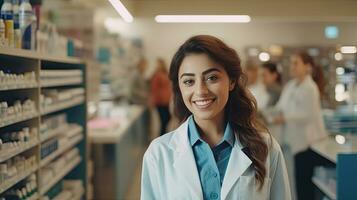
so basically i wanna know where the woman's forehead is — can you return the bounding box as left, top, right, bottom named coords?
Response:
left=179, top=54, right=224, bottom=74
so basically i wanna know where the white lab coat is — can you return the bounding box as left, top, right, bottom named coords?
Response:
left=275, top=75, right=327, bottom=155
left=248, top=81, right=269, bottom=110
left=141, top=118, right=291, bottom=200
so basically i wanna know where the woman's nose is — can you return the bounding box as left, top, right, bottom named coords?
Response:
left=195, top=80, right=209, bottom=95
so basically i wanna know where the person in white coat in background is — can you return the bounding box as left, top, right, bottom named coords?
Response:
left=273, top=51, right=328, bottom=200
left=141, top=35, right=291, bottom=200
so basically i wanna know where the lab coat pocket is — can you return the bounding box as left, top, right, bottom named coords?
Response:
left=238, top=176, right=271, bottom=200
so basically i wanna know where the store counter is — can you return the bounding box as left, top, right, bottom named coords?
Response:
left=310, top=135, right=357, bottom=200
left=88, top=105, right=149, bottom=200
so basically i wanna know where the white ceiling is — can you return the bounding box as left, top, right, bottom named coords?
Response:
left=44, top=0, right=357, bottom=22
left=118, top=0, right=357, bottom=21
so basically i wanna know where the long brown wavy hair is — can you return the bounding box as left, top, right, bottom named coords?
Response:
left=169, top=35, right=269, bottom=189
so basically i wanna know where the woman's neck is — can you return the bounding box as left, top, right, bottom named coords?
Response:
left=193, top=112, right=226, bottom=147
left=296, top=74, right=308, bottom=84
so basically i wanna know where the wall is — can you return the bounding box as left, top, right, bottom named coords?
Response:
left=101, top=18, right=357, bottom=74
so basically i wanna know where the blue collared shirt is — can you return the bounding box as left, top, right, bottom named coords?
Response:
left=188, top=116, right=235, bottom=200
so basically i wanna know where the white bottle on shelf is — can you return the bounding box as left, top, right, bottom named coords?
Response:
left=12, top=0, right=21, bottom=48
left=0, top=163, right=8, bottom=184
left=1, top=0, right=14, bottom=47
left=19, top=0, right=32, bottom=50
left=0, top=19, right=6, bottom=46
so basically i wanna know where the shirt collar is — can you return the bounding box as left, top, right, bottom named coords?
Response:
left=188, top=115, right=235, bottom=147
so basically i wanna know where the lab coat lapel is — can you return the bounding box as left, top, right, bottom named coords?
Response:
left=221, top=136, right=252, bottom=200
left=169, top=119, right=203, bottom=199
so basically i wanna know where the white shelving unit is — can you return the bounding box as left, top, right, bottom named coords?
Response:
left=0, top=138, right=39, bottom=162
left=0, top=83, right=38, bottom=91
left=40, top=123, right=82, bottom=142
left=40, top=133, right=83, bottom=167
left=40, top=156, right=82, bottom=195
left=0, top=164, right=38, bottom=194
left=41, top=96, right=85, bottom=115
left=41, top=77, right=83, bottom=87
left=311, top=136, right=357, bottom=200
left=0, top=48, right=87, bottom=199
left=0, top=111, right=38, bottom=128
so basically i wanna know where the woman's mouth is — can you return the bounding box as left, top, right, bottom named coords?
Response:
left=193, top=98, right=216, bottom=109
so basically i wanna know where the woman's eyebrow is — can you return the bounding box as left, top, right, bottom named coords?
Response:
left=202, top=68, right=221, bottom=75
left=180, top=73, right=195, bottom=79
left=180, top=67, right=221, bottom=79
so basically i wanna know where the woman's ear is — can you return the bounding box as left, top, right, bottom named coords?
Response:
left=229, top=79, right=236, bottom=91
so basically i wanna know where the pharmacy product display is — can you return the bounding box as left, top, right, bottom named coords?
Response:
left=0, top=49, right=87, bottom=199
left=0, top=174, right=38, bottom=200
left=0, top=70, right=37, bottom=90
left=324, top=105, right=357, bottom=134
left=40, top=69, right=83, bottom=87
left=0, top=99, right=37, bottom=128
left=1, top=0, right=14, bottom=48
left=1, top=0, right=83, bottom=58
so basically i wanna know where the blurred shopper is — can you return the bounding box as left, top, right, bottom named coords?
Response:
left=129, top=58, right=150, bottom=105
left=273, top=51, right=328, bottom=200
left=141, top=35, right=291, bottom=200
left=261, top=62, right=282, bottom=107
left=244, top=60, right=269, bottom=110
left=260, top=62, right=283, bottom=146
left=150, top=58, right=172, bottom=136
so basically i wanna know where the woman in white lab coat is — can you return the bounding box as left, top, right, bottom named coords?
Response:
left=141, top=35, right=291, bottom=200
left=273, top=51, right=327, bottom=200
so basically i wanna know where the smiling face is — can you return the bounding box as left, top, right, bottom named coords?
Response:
left=178, top=53, right=234, bottom=123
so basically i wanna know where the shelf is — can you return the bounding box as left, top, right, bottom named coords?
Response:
left=40, top=124, right=82, bottom=142
left=0, top=48, right=82, bottom=64
left=311, top=136, right=357, bottom=163
left=0, top=138, right=39, bottom=163
left=71, top=187, right=85, bottom=200
left=0, top=164, right=37, bottom=194
left=28, top=192, right=39, bottom=200
left=312, top=177, right=336, bottom=200
left=0, top=111, right=38, bottom=128
left=40, top=133, right=83, bottom=167
left=40, top=70, right=82, bottom=77
left=0, top=83, right=38, bottom=91
left=41, top=96, right=84, bottom=115
left=40, top=124, right=69, bottom=142
left=40, top=77, right=83, bottom=87
left=40, top=156, right=82, bottom=195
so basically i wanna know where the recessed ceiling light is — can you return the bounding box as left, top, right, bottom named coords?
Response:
left=341, top=46, right=357, bottom=54
left=155, top=15, right=251, bottom=23
left=259, top=52, right=270, bottom=62
left=334, top=52, right=343, bottom=61
left=108, top=0, right=133, bottom=23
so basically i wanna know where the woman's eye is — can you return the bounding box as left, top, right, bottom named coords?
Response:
left=183, top=79, right=194, bottom=86
left=207, top=75, right=218, bottom=82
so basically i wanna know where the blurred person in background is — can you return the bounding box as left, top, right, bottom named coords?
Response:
left=273, top=51, right=328, bottom=200
left=150, top=58, right=172, bottom=136
left=129, top=57, right=150, bottom=105
left=244, top=60, right=269, bottom=110
left=260, top=62, right=283, bottom=146
left=262, top=62, right=282, bottom=107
